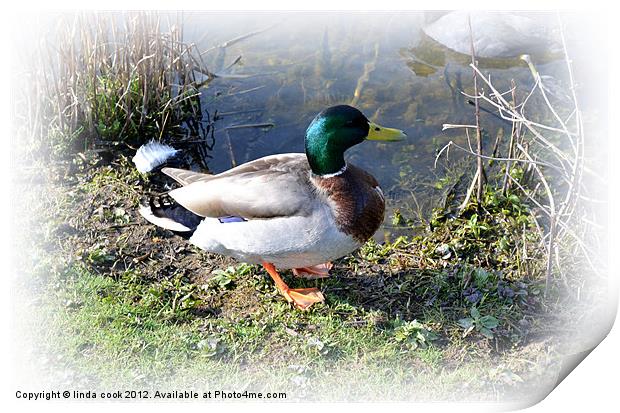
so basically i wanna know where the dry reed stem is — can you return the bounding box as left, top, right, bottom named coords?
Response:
left=20, top=11, right=218, bottom=168
left=467, top=15, right=486, bottom=208
left=436, top=17, right=600, bottom=298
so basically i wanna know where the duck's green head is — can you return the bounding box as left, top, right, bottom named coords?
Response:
left=305, top=105, right=406, bottom=176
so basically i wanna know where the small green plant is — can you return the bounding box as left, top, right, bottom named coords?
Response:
left=458, top=307, right=500, bottom=339
left=209, top=263, right=254, bottom=289
left=461, top=213, right=488, bottom=239
left=86, top=245, right=115, bottom=266
left=391, top=209, right=405, bottom=226
left=48, top=125, right=86, bottom=158
left=196, top=336, right=226, bottom=359
left=433, top=176, right=453, bottom=190
left=359, top=237, right=407, bottom=263
left=139, top=275, right=201, bottom=317
left=112, top=208, right=130, bottom=225
left=393, top=320, right=437, bottom=350
left=306, top=336, right=331, bottom=356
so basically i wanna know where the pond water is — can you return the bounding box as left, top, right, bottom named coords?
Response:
left=172, top=11, right=601, bottom=236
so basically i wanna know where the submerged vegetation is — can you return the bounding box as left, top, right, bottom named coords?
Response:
left=12, top=11, right=607, bottom=402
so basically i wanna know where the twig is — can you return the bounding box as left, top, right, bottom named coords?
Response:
left=439, top=45, right=602, bottom=297
left=502, top=81, right=520, bottom=195
left=224, top=123, right=275, bottom=131
left=217, top=109, right=263, bottom=117
left=466, top=99, right=513, bottom=126
left=467, top=15, right=485, bottom=208
left=442, top=124, right=478, bottom=131
left=458, top=169, right=479, bottom=211
left=515, top=144, right=556, bottom=297
left=440, top=141, right=565, bottom=175
left=200, top=25, right=276, bottom=56
left=470, top=64, right=575, bottom=171
left=224, top=129, right=236, bottom=168
left=521, top=54, right=577, bottom=156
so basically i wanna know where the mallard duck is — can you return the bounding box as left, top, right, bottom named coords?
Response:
left=138, top=105, right=405, bottom=309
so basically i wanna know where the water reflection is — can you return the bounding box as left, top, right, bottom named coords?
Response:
left=178, top=11, right=571, bottom=234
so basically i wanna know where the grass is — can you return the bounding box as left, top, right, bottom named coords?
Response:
left=12, top=154, right=569, bottom=401
left=36, top=263, right=551, bottom=400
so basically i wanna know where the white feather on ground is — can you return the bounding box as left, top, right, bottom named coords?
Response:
left=132, top=140, right=179, bottom=173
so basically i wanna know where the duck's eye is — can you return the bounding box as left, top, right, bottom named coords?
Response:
left=344, top=120, right=355, bottom=127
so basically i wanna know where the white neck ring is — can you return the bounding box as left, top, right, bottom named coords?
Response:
left=317, top=163, right=347, bottom=178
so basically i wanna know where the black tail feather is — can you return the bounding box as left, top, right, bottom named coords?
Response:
left=148, top=194, right=203, bottom=238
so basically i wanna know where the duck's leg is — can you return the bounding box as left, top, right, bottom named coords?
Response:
left=292, top=262, right=333, bottom=279
left=262, top=262, right=325, bottom=310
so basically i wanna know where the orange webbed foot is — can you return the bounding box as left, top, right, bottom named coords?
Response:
left=262, top=262, right=325, bottom=310
left=282, top=288, right=325, bottom=310
left=292, top=262, right=333, bottom=279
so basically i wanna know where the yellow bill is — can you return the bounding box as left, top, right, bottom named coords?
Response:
left=366, top=122, right=407, bottom=142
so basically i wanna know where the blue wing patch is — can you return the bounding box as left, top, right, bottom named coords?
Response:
left=218, top=216, right=247, bottom=223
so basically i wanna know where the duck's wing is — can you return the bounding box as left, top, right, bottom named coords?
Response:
left=162, top=153, right=308, bottom=186
left=162, top=168, right=212, bottom=186
left=166, top=153, right=316, bottom=219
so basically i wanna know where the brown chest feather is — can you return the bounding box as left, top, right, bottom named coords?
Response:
left=315, top=165, right=385, bottom=243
